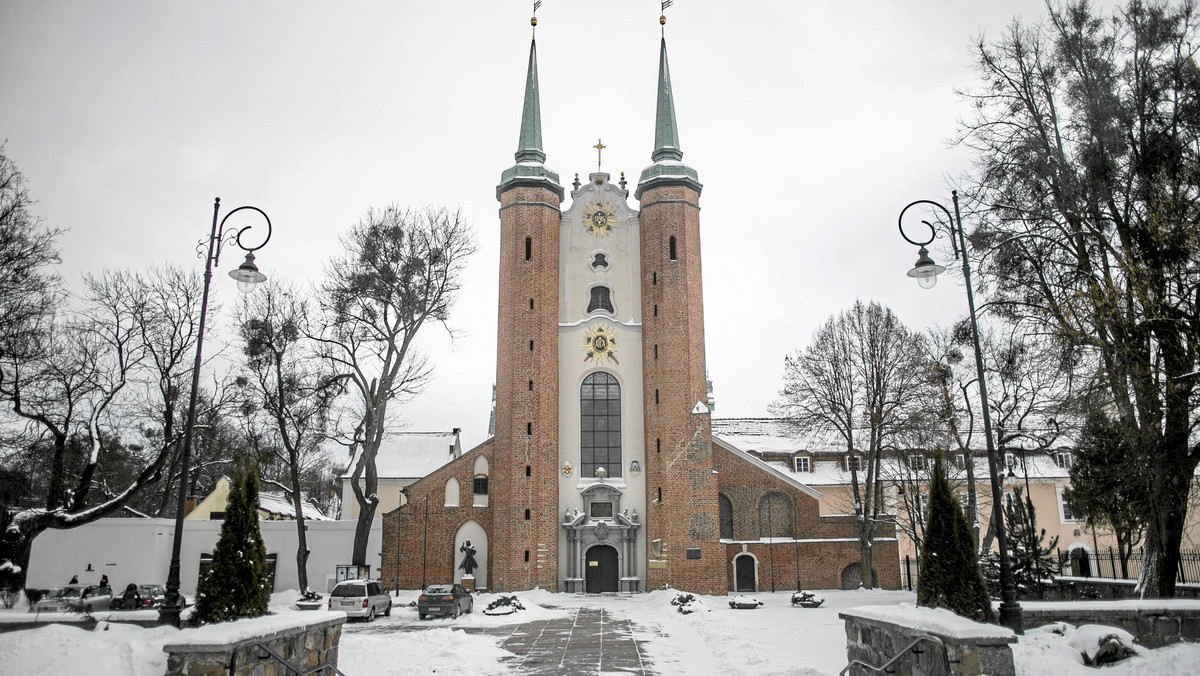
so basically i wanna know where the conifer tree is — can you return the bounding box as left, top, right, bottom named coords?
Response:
left=1000, top=485, right=1059, bottom=595
left=917, top=451, right=993, bottom=623
left=193, top=461, right=269, bottom=624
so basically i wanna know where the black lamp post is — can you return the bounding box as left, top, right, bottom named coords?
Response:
left=158, top=198, right=272, bottom=628
left=897, top=190, right=1023, bottom=633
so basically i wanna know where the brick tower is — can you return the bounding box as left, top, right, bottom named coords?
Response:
left=491, top=29, right=564, bottom=592
left=635, top=35, right=726, bottom=594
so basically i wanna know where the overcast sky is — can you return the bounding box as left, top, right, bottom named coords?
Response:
left=0, top=1, right=1125, bottom=452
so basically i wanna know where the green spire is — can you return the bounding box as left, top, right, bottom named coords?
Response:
left=515, top=38, right=546, bottom=164
left=636, top=36, right=700, bottom=200
left=498, top=36, right=562, bottom=200
left=652, top=37, right=683, bottom=162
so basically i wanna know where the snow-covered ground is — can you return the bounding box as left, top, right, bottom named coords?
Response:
left=1, top=588, right=1198, bottom=675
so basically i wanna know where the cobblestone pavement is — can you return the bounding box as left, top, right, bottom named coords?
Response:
left=347, top=604, right=655, bottom=675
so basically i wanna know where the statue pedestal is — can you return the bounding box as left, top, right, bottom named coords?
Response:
left=461, top=575, right=475, bottom=592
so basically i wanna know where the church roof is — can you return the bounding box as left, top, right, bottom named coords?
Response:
left=340, top=431, right=462, bottom=481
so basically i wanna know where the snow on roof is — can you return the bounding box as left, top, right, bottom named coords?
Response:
left=712, top=417, right=1080, bottom=486
left=340, top=431, right=461, bottom=480
left=258, top=491, right=332, bottom=521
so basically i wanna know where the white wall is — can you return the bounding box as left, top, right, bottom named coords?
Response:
left=28, top=518, right=383, bottom=595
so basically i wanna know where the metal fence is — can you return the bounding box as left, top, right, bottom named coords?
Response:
left=901, top=549, right=1200, bottom=591
left=1057, top=547, right=1200, bottom=584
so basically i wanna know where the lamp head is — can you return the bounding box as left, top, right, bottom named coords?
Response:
left=229, top=252, right=267, bottom=293
left=907, top=246, right=945, bottom=289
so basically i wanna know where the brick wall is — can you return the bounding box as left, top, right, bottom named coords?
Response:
left=382, top=440, right=494, bottom=590
left=714, top=442, right=901, bottom=590
left=639, top=183, right=725, bottom=594
left=491, top=184, right=562, bottom=591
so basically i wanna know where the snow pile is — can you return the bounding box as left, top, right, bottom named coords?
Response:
left=339, top=627, right=515, bottom=675
left=0, top=621, right=176, bottom=676
left=844, top=603, right=1014, bottom=640
left=1012, top=621, right=1200, bottom=675
left=1068, top=624, right=1142, bottom=665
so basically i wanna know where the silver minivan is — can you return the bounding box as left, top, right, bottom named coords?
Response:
left=327, top=579, right=391, bottom=621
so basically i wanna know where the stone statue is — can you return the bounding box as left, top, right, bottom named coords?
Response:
left=459, top=540, right=479, bottom=576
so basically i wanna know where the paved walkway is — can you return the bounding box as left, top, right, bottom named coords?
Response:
left=483, top=606, right=652, bottom=675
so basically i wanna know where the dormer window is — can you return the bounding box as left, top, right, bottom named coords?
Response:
left=794, top=456, right=811, bottom=473
left=909, top=455, right=927, bottom=471
left=1055, top=452, right=1073, bottom=469
left=587, top=285, right=614, bottom=314
left=846, top=454, right=863, bottom=472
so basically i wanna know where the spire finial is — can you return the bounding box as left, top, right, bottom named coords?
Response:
left=660, top=0, right=672, bottom=36
left=594, top=138, right=606, bottom=170
left=532, top=1, right=541, bottom=37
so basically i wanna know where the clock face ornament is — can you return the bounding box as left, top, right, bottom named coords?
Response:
left=583, top=201, right=617, bottom=238
left=583, top=324, right=619, bottom=365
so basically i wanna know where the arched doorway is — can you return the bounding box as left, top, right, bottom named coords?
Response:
left=841, top=562, right=879, bottom=590
left=585, top=545, right=619, bottom=593
left=1070, top=547, right=1092, bottom=578
left=734, top=554, right=756, bottom=592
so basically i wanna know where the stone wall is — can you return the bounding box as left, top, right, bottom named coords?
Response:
left=1021, top=600, right=1200, bottom=648
left=162, top=612, right=344, bottom=676
left=841, top=607, right=1016, bottom=676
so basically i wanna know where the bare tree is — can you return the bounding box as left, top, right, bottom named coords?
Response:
left=316, top=205, right=475, bottom=565
left=0, top=272, right=174, bottom=584
left=957, top=1, right=1200, bottom=596
left=238, top=281, right=341, bottom=595
left=772, top=300, right=932, bottom=587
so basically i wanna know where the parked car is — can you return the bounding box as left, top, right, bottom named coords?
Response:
left=30, top=584, right=113, bottom=613
left=327, top=579, right=391, bottom=621
left=111, top=584, right=172, bottom=610
left=417, top=584, right=473, bottom=620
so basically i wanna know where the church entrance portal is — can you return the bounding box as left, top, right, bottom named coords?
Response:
left=734, top=555, right=756, bottom=592
left=585, top=545, right=619, bottom=593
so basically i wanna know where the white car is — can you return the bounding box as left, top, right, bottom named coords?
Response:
left=327, top=579, right=391, bottom=621
left=30, top=584, right=113, bottom=613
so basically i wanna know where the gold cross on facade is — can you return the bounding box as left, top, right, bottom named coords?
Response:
left=594, top=139, right=606, bottom=169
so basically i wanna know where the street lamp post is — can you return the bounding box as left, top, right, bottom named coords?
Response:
left=158, top=198, right=272, bottom=628
left=897, top=190, right=1023, bottom=634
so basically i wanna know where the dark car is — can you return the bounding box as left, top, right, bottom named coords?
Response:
left=417, top=584, right=473, bottom=620
left=111, top=584, right=169, bottom=610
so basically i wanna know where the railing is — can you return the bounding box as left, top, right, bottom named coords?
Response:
left=840, top=633, right=949, bottom=676
left=240, top=640, right=346, bottom=676
left=1058, top=548, right=1200, bottom=583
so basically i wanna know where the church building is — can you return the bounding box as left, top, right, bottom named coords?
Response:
left=381, top=15, right=897, bottom=595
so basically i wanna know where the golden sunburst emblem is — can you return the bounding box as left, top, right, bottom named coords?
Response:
left=583, top=324, right=619, bottom=365
left=583, top=200, right=617, bottom=238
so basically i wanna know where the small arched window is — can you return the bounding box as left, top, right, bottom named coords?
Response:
left=473, top=456, right=489, bottom=507
left=587, top=286, right=614, bottom=314
left=590, top=252, right=609, bottom=269
left=719, top=494, right=734, bottom=540
left=525, top=236, right=532, bottom=261
left=669, top=235, right=677, bottom=261
left=444, top=477, right=460, bottom=507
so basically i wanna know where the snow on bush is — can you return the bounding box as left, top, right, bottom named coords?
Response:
left=483, top=594, right=525, bottom=616
left=670, top=592, right=709, bottom=614
left=1068, top=624, right=1144, bottom=666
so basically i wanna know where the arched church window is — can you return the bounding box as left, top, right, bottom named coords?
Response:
left=758, top=492, right=792, bottom=538
left=473, top=456, right=489, bottom=507
left=590, top=252, right=609, bottom=269
left=719, top=494, right=734, bottom=540
left=587, top=285, right=614, bottom=314
left=444, top=477, right=460, bottom=507
left=580, top=372, right=621, bottom=478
